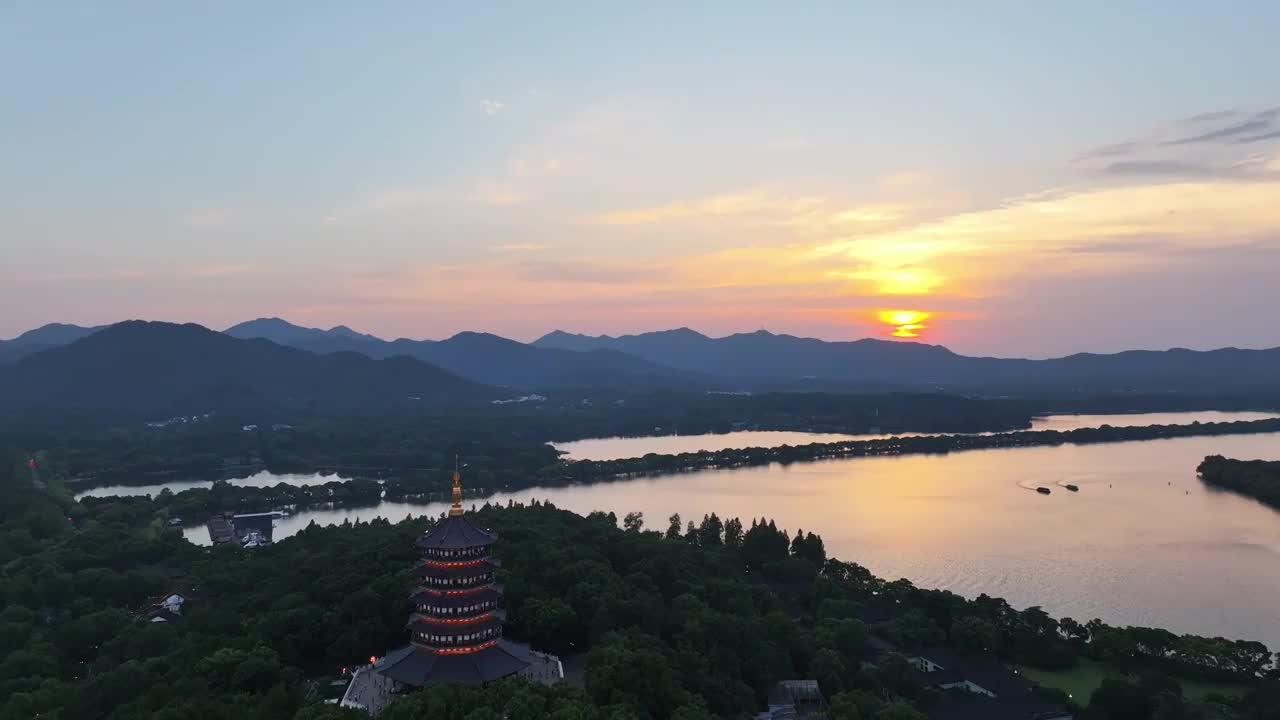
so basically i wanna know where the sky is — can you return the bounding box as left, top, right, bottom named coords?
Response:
left=3, top=2, right=1279, bottom=357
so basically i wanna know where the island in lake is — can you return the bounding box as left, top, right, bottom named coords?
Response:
left=1198, top=455, right=1280, bottom=509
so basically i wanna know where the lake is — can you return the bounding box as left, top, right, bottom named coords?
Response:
left=81, top=411, right=1280, bottom=647
left=550, top=410, right=1280, bottom=460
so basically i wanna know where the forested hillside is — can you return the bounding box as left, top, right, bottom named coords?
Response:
left=2, top=449, right=1277, bottom=719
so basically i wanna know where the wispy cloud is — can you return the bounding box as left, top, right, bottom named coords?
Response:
left=1162, top=117, right=1273, bottom=146
left=1184, top=109, right=1240, bottom=124
left=481, top=99, right=505, bottom=116
left=1076, top=141, right=1139, bottom=160
left=1102, top=152, right=1280, bottom=179
left=1059, top=238, right=1168, bottom=255
left=1237, top=129, right=1280, bottom=144
left=492, top=243, right=548, bottom=252
left=592, top=192, right=828, bottom=226
left=1077, top=107, right=1280, bottom=179
left=1100, top=159, right=1241, bottom=178
left=516, top=260, right=670, bottom=284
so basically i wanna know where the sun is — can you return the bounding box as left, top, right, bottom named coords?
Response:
left=883, top=310, right=926, bottom=326
left=877, top=310, right=932, bottom=338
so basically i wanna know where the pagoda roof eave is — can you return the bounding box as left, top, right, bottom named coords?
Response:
left=376, top=640, right=532, bottom=687
left=411, top=586, right=502, bottom=605
left=415, top=559, right=497, bottom=580
left=407, top=611, right=505, bottom=632
left=415, top=515, right=498, bottom=550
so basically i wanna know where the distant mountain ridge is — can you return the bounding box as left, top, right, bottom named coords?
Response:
left=225, top=317, right=383, bottom=346
left=533, top=328, right=1280, bottom=392
left=6, top=319, right=1280, bottom=395
left=0, top=323, right=105, bottom=364
left=224, top=318, right=690, bottom=390
left=0, top=321, right=489, bottom=417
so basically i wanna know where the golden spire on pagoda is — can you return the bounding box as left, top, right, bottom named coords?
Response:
left=449, top=458, right=464, bottom=516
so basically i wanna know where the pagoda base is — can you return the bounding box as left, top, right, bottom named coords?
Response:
left=377, top=639, right=533, bottom=687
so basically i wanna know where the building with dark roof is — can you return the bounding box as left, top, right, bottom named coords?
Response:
left=908, top=647, right=1073, bottom=720
left=137, top=591, right=189, bottom=624
left=374, top=470, right=537, bottom=688
left=206, top=513, right=235, bottom=544
left=205, top=511, right=280, bottom=546
left=755, top=680, right=826, bottom=719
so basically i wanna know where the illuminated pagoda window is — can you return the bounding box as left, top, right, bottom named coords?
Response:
left=375, top=470, right=532, bottom=686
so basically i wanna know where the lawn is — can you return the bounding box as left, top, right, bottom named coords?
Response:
left=1013, top=659, right=1109, bottom=704
left=1014, top=658, right=1249, bottom=705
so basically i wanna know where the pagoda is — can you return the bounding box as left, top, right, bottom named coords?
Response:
left=376, top=470, right=532, bottom=686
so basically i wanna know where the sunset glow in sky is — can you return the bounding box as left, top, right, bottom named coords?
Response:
left=4, top=4, right=1280, bottom=356
left=878, top=311, right=931, bottom=339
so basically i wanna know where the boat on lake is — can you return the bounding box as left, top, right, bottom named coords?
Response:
left=1036, top=487, right=1051, bottom=495
left=1065, top=484, right=1079, bottom=492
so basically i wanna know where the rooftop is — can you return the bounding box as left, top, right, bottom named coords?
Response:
left=911, top=647, right=1073, bottom=720
left=377, top=640, right=532, bottom=687
left=415, top=515, right=498, bottom=550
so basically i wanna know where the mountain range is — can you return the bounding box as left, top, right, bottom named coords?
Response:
left=533, top=328, right=1280, bottom=393
left=223, top=318, right=687, bottom=389
left=0, top=321, right=486, bottom=417
left=4, top=320, right=1280, bottom=409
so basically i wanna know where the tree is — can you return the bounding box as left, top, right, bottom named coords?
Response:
left=523, top=597, right=578, bottom=654
left=873, top=702, right=927, bottom=720
left=952, top=616, right=999, bottom=654
left=812, top=648, right=847, bottom=697
left=742, top=518, right=790, bottom=569
left=830, top=690, right=883, bottom=720
left=1059, top=616, right=1089, bottom=647
left=585, top=632, right=687, bottom=720
left=792, top=531, right=826, bottom=567
left=829, top=692, right=866, bottom=720
left=873, top=654, right=924, bottom=699
left=622, top=511, right=644, bottom=533
left=698, top=513, right=723, bottom=547
left=1086, top=678, right=1156, bottom=720
left=723, top=517, right=743, bottom=547
left=886, top=610, right=944, bottom=650
left=829, top=618, right=868, bottom=661
left=670, top=699, right=714, bottom=720
left=665, top=513, right=682, bottom=540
